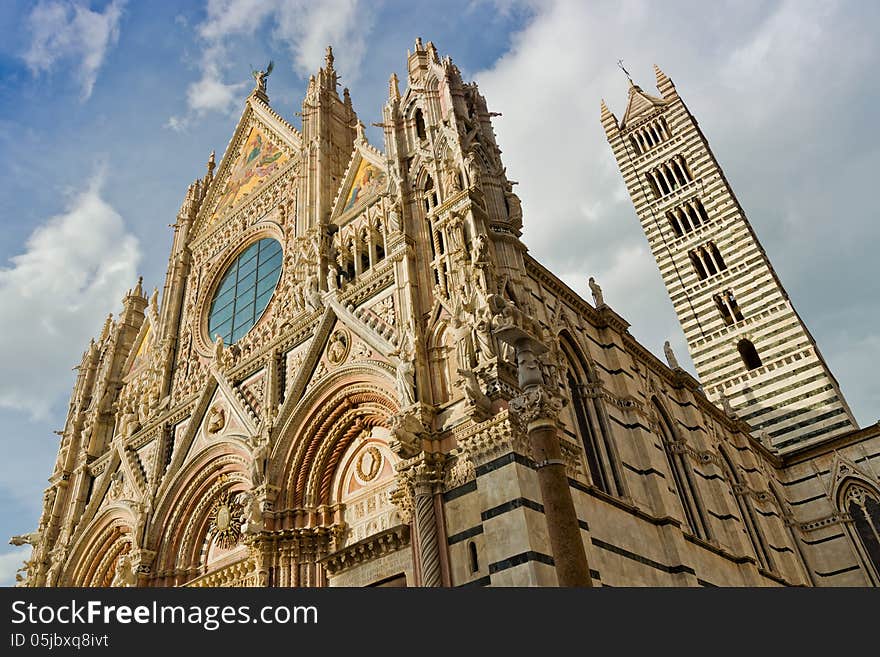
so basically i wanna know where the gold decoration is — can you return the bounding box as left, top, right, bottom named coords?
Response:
left=208, top=492, right=242, bottom=549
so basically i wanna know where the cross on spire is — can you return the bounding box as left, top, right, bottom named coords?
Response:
left=617, top=59, right=633, bottom=84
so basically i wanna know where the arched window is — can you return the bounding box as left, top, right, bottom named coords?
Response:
left=653, top=398, right=710, bottom=540
left=415, top=108, right=427, bottom=141
left=720, top=448, right=774, bottom=572
left=737, top=339, right=762, bottom=370
left=840, top=482, right=880, bottom=577
left=559, top=333, right=623, bottom=496
left=468, top=541, right=480, bottom=573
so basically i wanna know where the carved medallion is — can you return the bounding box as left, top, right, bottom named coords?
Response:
left=356, top=446, right=383, bottom=483
left=327, top=329, right=351, bottom=366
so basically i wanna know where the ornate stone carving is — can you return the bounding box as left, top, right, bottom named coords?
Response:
left=111, top=552, right=137, bottom=587
left=509, top=385, right=564, bottom=428
left=207, top=491, right=243, bottom=549
left=207, top=406, right=226, bottom=435
left=326, top=329, right=351, bottom=366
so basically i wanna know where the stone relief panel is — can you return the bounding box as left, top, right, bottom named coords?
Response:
left=332, top=427, right=401, bottom=547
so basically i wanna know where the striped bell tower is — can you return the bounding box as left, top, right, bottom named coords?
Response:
left=601, top=65, right=857, bottom=451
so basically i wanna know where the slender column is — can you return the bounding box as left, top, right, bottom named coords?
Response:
left=495, top=310, right=592, bottom=587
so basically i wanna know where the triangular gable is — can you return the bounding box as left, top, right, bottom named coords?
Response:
left=330, top=138, right=387, bottom=221
left=620, top=83, right=668, bottom=129
left=192, top=95, right=302, bottom=239
left=124, top=321, right=153, bottom=376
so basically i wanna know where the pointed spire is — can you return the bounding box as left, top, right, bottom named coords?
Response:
left=325, top=45, right=335, bottom=72
left=389, top=72, right=400, bottom=101
left=133, top=276, right=144, bottom=298
left=99, top=313, right=113, bottom=342
left=426, top=40, right=439, bottom=63
left=600, top=99, right=618, bottom=135
left=653, top=64, right=676, bottom=99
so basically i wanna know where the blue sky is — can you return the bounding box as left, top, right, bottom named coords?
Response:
left=1, top=0, right=878, bottom=585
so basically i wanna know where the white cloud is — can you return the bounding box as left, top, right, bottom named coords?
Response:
left=177, top=0, right=372, bottom=118
left=0, top=172, right=140, bottom=419
left=0, top=546, right=31, bottom=587
left=23, top=0, right=125, bottom=101
left=474, top=0, right=880, bottom=419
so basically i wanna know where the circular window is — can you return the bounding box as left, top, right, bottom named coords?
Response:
left=208, top=237, right=282, bottom=344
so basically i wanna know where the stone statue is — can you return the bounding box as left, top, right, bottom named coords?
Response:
left=389, top=411, right=423, bottom=458
left=719, top=391, right=735, bottom=417
left=304, top=273, right=322, bottom=311
left=149, top=287, right=159, bottom=319
left=239, top=492, right=264, bottom=534
left=250, top=437, right=269, bottom=486
left=251, top=60, right=274, bottom=95
left=588, top=276, right=604, bottom=307
left=504, top=186, right=523, bottom=228
left=213, top=333, right=225, bottom=367
left=444, top=160, right=461, bottom=194
left=393, top=328, right=417, bottom=407
left=327, top=265, right=339, bottom=291
left=111, top=553, right=136, bottom=587
left=472, top=234, right=488, bottom=266
left=207, top=406, right=226, bottom=435
left=663, top=340, right=680, bottom=370
left=473, top=306, right=497, bottom=363
left=395, top=359, right=416, bottom=407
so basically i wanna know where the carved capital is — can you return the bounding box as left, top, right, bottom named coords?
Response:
left=509, top=385, right=563, bottom=429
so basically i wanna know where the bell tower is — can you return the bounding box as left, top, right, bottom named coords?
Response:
left=602, top=66, right=857, bottom=451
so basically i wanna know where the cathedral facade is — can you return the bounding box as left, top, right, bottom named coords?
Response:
left=14, top=42, right=880, bottom=587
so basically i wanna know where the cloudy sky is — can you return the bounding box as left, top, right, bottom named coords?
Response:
left=0, top=0, right=877, bottom=586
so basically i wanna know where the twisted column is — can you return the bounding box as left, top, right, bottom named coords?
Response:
left=414, top=480, right=442, bottom=587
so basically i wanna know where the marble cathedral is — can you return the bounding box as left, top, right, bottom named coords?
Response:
left=13, top=42, right=880, bottom=587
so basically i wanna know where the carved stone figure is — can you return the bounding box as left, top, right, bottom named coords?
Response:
left=588, top=276, right=604, bottom=307
left=473, top=306, right=497, bottom=363
left=389, top=411, right=425, bottom=458
left=207, top=406, right=226, bottom=435
left=111, top=553, right=136, bottom=587
left=444, top=160, right=461, bottom=194
left=9, top=531, right=41, bottom=547
left=251, top=60, right=274, bottom=96
left=239, top=492, right=264, bottom=534
left=327, top=265, right=339, bottom=291
left=663, top=340, right=680, bottom=370
left=249, top=438, right=269, bottom=486
left=213, top=333, right=225, bottom=368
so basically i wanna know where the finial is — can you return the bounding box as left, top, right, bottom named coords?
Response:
left=617, top=59, right=633, bottom=85
left=133, top=276, right=144, bottom=298
left=389, top=72, right=400, bottom=100
left=99, top=313, right=113, bottom=342
left=325, top=45, right=334, bottom=70
left=207, top=150, right=215, bottom=176
left=426, top=40, right=439, bottom=63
